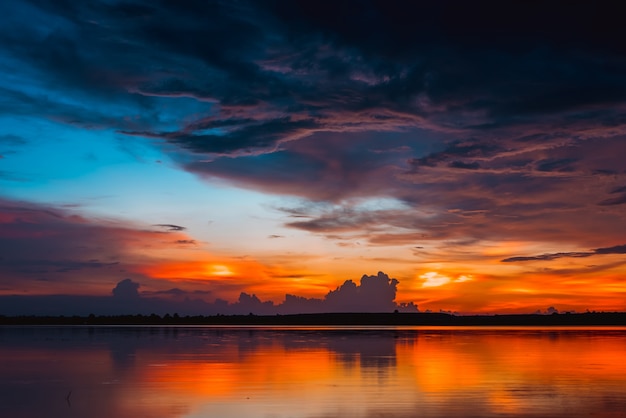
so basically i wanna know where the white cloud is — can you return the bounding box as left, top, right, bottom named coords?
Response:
left=420, top=272, right=473, bottom=287
left=420, top=272, right=451, bottom=287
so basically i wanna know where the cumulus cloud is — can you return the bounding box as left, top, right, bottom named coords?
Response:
left=228, top=271, right=418, bottom=314
left=0, top=271, right=417, bottom=315
left=323, top=272, right=401, bottom=312
left=112, top=279, right=140, bottom=299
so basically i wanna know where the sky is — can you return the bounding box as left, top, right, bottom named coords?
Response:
left=1, top=0, right=626, bottom=315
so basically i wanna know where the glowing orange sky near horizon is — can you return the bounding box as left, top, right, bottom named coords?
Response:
left=2, top=196, right=626, bottom=314
left=133, top=239, right=626, bottom=313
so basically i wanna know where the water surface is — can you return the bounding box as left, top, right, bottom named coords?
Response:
left=1, top=326, right=626, bottom=418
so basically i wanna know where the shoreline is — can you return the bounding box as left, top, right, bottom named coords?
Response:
left=2, top=312, right=626, bottom=326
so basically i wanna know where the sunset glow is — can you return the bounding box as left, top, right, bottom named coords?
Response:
left=2, top=1, right=626, bottom=315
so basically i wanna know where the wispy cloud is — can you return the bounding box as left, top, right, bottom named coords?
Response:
left=154, top=224, right=187, bottom=232
left=502, top=244, right=626, bottom=263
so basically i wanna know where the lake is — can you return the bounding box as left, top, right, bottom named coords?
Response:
left=1, top=326, right=626, bottom=418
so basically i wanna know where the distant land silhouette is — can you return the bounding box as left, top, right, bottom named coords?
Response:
left=1, top=312, right=626, bottom=326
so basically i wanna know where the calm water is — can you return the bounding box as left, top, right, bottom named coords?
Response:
left=1, top=326, right=626, bottom=418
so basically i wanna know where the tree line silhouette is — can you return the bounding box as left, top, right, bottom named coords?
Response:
left=1, top=311, right=625, bottom=326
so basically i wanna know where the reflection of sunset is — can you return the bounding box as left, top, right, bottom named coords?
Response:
left=4, top=328, right=626, bottom=418
left=140, top=347, right=335, bottom=399
left=129, top=328, right=626, bottom=416
left=397, top=342, right=482, bottom=392
left=144, top=362, right=239, bottom=397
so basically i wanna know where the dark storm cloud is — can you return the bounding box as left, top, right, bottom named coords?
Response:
left=4, top=0, right=626, bottom=253
left=7, top=0, right=626, bottom=158
left=502, top=243, right=626, bottom=263
left=188, top=130, right=420, bottom=201
left=127, top=117, right=320, bottom=154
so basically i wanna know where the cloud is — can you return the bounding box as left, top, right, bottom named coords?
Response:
left=448, top=160, right=481, bottom=170
left=0, top=271, right=417, bottom=315
left=7, top=0, right=625, bottom=163
left=609, top=185, right=626, bottom=194
left=546, top=306, right=559, bottom=315
left=421, top=272, right=451, bottom=288
left=323, top=272, right=399, bottom=312
left=598, top=194, right=626, bottom=206
left=175, top=239, right=196, bottom=245
left=501, top=243, right=626, bottom=262
left=3, top=1, right=626, bottom=222
left=4, top=0, right=626, bottom=315
left=420, top=272, right=473, bottom=288
left=0, top=198, right=198, bottom=293
left=226, top=271, right=418, bottom=314
left=0, top=134, right=27, bottom=147
left=501, top=252, right=594, bottom=263
left=112, top=278, right=140, bottom=299
left=154, top=224, right=186, bottom=231
left=535, top=158, right=578, bottom=173
left=594, top=244, right=626, bottom=255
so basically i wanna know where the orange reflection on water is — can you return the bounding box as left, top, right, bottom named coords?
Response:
left=128, top=328, right=626, bottom=418
left=394, top=329, right=626, bottom=416
left=140, top=347, right=336, bottom=399
left=4, top=327, right=626, bottom=418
